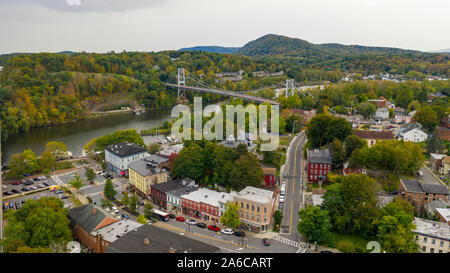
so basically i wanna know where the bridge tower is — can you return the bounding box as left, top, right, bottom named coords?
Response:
left=177, top=68, right=187, bottom=103
left=285, top=79, right=296, bottom=97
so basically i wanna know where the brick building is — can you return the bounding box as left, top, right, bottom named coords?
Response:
left=399, top=179, right=449, bottom=214
left=307, top=149, right=332, bottom=183
left=262, top=167, right=276, bottom=187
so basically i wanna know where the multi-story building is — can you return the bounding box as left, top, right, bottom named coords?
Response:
left=234, top=186, right=276, bottom=233
left=353, top=130, right=395, bottom=147
left=430, top=153, right=445, bottom=173
left=181, top=188, right=236, bottom=223
left=150, top=180, right=187, bottom=210
left=399, top=179, right=449, bottom=213
left=374, top=108, right=390, bottom=120
left=412, top=218, right=450, bottom=253
left=398, top=128, right=428, bottom=143
left=166, top=178, right=198, bottom=214
left=128, top=155, right=169, bottom=197
left=307, top=149, right=332, bottom=183
left=441, top=156, right=450, bottom=176
left=105, top=142, right=148, bottom=176
left=262, top=167, right=276, bottom=187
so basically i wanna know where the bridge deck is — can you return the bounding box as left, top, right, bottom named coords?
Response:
left=164, top=83, right=280, bottom=105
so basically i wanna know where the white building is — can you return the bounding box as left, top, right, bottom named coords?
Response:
left=399, top=128, right=428, bottom=143
left=374, top=108, right=390, bottom=120
left=412, top=218, right=450, bottom=253
left=105, top=143, right=148, bottom=176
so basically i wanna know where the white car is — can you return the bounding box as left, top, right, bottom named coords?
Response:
left=221, top=228, right=233, bottom=235
left=111, top=207, right=120, bottom=215
left=186, top=219, right=196, bottom=225
left=279, top=195, right=285, bottom=203
left=2, top=185, right=7, bottom=189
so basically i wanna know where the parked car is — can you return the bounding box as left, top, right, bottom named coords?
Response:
left=30, top=186, right=37, bottom=190
left=221, top=228, right=233, bottom=235
left=21, top=187, right=30, bottom=192
left=2, top=185, right=7, bottom=189
left=15, top=201, right=20, bottom=209
left=42, top=182, right=49, bottom=186
left=279, top=195, right=285, bottom=203
left=9, top=203, right=14, bottom=209
left=54, top=189, right=64, bottom=194
left=168, top=214, right=176, bottom=219
left=111, top=207, right=120, bottom=215
left=263, top=238, right=271, bottom=246
left=3, top=191, right=12, bottom=196
left=60, top=195, right=69, bottom=200
left=37, top=184, right=46, bottom=188
left=33, top=177, right=40, bottom=181
left=207, top=225, right=220, bottom=232
left=11, top=189, right=20, bottom=194
left=2, top=203, right=8, bottom=210
left=24, top=180, right=34, bottom=186
left=196, top=222, right=207, bottom=228
left=176, top=216, right=185, bottom=222
left=121, top=214, right=129, bottom=219
left=234, top=231, right=246, bottom=237
left=417, top=171, right=423, bottom=177
left=279, top=202, right=284, bottom=211
left=186, top=219, right=196, bottom=225
left=138, top=201, right=144, bottom=206
left=12, top=181, right=20, bottom=185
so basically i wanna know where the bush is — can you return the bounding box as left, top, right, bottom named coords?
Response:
left=337, top=241, right=356, bottom=253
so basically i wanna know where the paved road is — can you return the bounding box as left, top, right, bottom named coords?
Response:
left=280, top=132, right=306, bottom=242
left=419, top=166, right=446, bottom=186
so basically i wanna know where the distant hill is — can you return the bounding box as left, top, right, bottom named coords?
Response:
left=430, top=48, right=450, bottom=54
left=178, top=46, right=241, bottom=54
left=237, top=34, right=420, bottom=57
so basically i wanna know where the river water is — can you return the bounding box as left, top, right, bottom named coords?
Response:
left=2, top=109, right=174, bottom=163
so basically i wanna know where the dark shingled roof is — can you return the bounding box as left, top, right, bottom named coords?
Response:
left=353, top=130, right=395, bottom=140
left=105, top=142, right=147, bottom=157
left=152, top=180, right=185, bottom=194
left=69, top=204, right=112, bottom=233
left=401, top=179, right=449, bottom=195
left=106, top=225, right=221, bottom=253
left=307, top=149, right=332, bottom=164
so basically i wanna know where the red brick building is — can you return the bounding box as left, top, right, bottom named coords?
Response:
left=307, top=149, right=332, bottom=183
left=262, top=167, right=276, bottom=186
left=399, top=179, right=449, bottom=214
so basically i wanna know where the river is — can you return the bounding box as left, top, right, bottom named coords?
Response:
left=2, top=109, right=174, bottom=163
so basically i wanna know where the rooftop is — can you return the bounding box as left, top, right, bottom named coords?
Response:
left=412, top=218, right=450, bottom=241
left=68, top=204, right=118, bottom=233
left=93, top=219, right=143, bottom=243
left=353, top=130, right=395, bottom=140
left=152, top=180, right=186, bottom=194
left=106, top=224, right=221, bottom=253
left=105, top=142, right=147, bottom=157
left=401, top=179, right=449, bottom=195
left=157, top=144, right=184, bottom=158
left=236, top=186, right=274, bottom=204
left=181, top=188, right=236, bottom=207
left=307, top=148, right=332, bottom=164
left=128, top=156, right=168, bottom=177
left=435, top=208, right=450, bottom=223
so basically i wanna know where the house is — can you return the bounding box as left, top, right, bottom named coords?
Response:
left=399, top=179, right=449, bottom=213
left=430, top=154, right=446, bottom=173
left=435, top=208, right=450, bottom=225
left=374, top=108, right=390, bottom=120
left=105, top=142, right=148, bottom=176
left=262, top=167, right=276, bottom=187
left=128, top=156, right=170, bottom=197
left=150, top=180, right=188, bottom=210
left=234, top=186, right=276, bottom=233
left=424, top=199, right=448, bottom=218
left=437, top=126, right=450, bottom=141
left=394, top=107, right=412, bottom=124
left=398, top=128, right=428, bottom=143
left=343, top=161, right=366, bottom=176
left=181, top=188, right=236, bottom=223
left=310, top=194, right=324, bottom=207
left=106, top=224, right=221, bottom=253
left=412, top=218, right=450, bottom=253
left=217, top=135, right=257, bottom=152
left=441, top=116, right=450, bottom=129
left=307, top=149, right=332, bottom=183
left=68, top=204, right=120, bottom=253
left=441, top=156, right=450, bottom=176
left=367, top=99, right=388, bottom=108
left=353, top=130, right=395, bottom=147
left=166, top=178, right=199, bottom=214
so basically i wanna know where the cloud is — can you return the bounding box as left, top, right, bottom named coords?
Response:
left=4, top=0, right=166, bottom=12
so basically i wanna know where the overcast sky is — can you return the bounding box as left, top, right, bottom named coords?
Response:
left=1, top=0, right=449, bottom=54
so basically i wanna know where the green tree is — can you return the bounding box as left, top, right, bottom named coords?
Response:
left=413, top=106, right=439, bottom=131
left=103, top=178, right=117, bottom=200
left=38, top=151, right=56, bottom=171
left=136, top=214, right=148, bottom=225
left=172, top=143, right=205, bottom=182
left=121, top=193, right=130, bottom=207
left=129, top=195, right=139, bottom=215
left=285, top=114, right=302, bottom=133
left=297, top=206, right=332, bottom=245
left=229, top=154, right=264, bottom=190
left=427, top=127, right=444, bottom=154
left=7, top=149, right=39, bottom=178
left=85, top=167, right=96, bottom=184
left=45, top=141, right=68, bottom=159
left=69, top=173, right=84, bottom=199
left=148, top=143, right=160, bottom=154
left=344, top=135, right=367, bottom=158
left=220, top=203, right=241, bottom=229
left=273, top=210, right=283, bottom=231
left=144, top=203, right=154, bottom=219
left=101, top=198, right=113, bottom=210
left=330, top=139, right=345, bottom=169
left=357, top=102, right=376, bottom=119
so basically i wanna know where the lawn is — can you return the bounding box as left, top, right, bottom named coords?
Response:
left=327, top=232, right=376, bottom=253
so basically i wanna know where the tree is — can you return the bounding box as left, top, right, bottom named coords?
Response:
left=395, top=84, right=413, bottom=109
left=220, top=203, right=241, bottom=229
left=297, top=206, right=332, bottom=245
left=357, top=102, right=376, bottom=119
left=38, top=151, right=56, bottom=171
left=344, top=135, right=367, bottom=158
left=69, top=173, right=84, bottom=199
left=12, top=246, right=52, bottom=253
left=229, top=154, right=264, bottom=190
left=101, top=198, right=113, bottom=210
left=1, top=197, right=72, bottom=253
left=144, top=203, right=154, bottom=219
left=321, top=174, right=380, bottom=236
left=235, top=143, right=248, bottom=158
left=148, top=143, right=160, bottom=154
left=7, top=149, right=39, bottom=178
left=129, top=195, right=139, bottom=215
left=330, top=139, right=345, bottom=169
left=136, top=214, right=148, bottom=225
left=427, top=127, right=443, bottom=154
left=103, top=178, right=117, bottom=200
left=413, top=106, right=439, bottom=132
left=121, top=193, right=130, bottom=207
left=285, top=114, right=302, bottom=133
left=273, top=210, right=283, bottom=231
left=85, top=167, right=96, bottom=184
left=306, top=114, right=352, bottom=148
left=45, top=141, right=68, bottom=159
left=172, top=143, right=205, bottom=182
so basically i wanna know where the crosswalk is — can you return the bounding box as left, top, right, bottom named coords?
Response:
left=273, top=235, right=308, bottom=253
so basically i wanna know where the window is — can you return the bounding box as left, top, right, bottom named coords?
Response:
left=241, top=202, right=243, bottom=208
left=252, top=205, right=254, bottom=211
left=257, top=207, right=260, bottom=213
left=432, top=239, right=435, bottom=245
left=264, top=208, right=267, bottom=213
left=430, top=248, right=434, bottom=253
left=423, top=237, right=427, bottom=243
left=440, top=241, right=444, bottom=247
left=422, top=246, right=426, bottom=252
left=246, top=204, right=249, bottom=210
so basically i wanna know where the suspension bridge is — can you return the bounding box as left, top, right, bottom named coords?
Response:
left=164, top=68, right=318, bottom=105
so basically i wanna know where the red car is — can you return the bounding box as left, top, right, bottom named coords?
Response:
left=176, top=216, right=185, bottom=222
left=207, top=225, right=220, bottom=232
left=12, top=181, right=20, bottom=185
